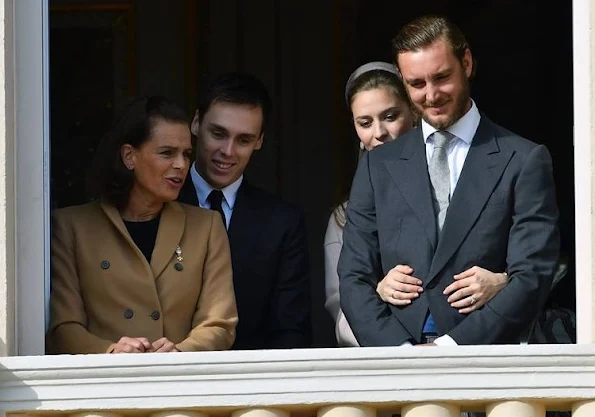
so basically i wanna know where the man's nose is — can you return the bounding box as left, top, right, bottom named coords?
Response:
left=220, top=139, right=235, bottom=156
left=426, top=83, right=440, bottom=104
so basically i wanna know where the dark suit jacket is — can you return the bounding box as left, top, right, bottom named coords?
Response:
left=179, top=178, right=311, bottom=349
left=338, top=116, right=560, bottom=346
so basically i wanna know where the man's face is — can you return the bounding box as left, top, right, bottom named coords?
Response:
left=192, top=102, right=263, bottom=189
left=397, top=37, right=472, bottom=130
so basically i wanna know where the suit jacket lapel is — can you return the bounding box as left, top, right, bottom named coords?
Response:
left=427, top=118, right=514, bottom=282
left=100, top=200, right=153, bottom=275
left=384, top=129, right=437, bottom=250
left=100, top=200, right=185, bottom=280
left=150, top=201, right=185, bottom=279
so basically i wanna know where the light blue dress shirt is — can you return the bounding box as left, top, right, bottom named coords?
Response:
left=189, top=162, right=243, bottom=230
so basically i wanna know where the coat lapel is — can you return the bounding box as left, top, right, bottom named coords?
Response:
left=99, top=200, right=153, bottom=275
left=427, top=118, right=514, bottom=282
left=100, top=200, right=186, bottom=280
left=383, top=129, right=437, bottom=250
left=150, top=201, right=185, bottom=279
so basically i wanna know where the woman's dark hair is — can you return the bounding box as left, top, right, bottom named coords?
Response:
left=87, top=96, right=189, bottom=209
left=345, top=69, right=411, bottom=112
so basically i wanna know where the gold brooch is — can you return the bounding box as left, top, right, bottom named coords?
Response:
left=174, top=246, right=184, bottom=271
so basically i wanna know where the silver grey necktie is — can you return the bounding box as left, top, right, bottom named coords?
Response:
left=429, top=131, right=453, bottom=232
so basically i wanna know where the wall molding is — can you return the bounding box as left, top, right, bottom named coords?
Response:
left=1, top=346, right=594, bottom=412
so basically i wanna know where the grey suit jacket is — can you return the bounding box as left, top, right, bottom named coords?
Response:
left=338, top=116, right=560, bottom=346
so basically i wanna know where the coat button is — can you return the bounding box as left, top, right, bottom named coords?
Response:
left=100, top=260, right=110, bottom=269
left=150, top=311, right=160, bottom=321
left=123, top=309, right=133, bottom=319
left=174, top=262, right=183, bottom=271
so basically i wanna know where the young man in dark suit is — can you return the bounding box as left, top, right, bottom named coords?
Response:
left=178, top=72, right=311, bottom=349
left=339, top=15, right=560, bottom=347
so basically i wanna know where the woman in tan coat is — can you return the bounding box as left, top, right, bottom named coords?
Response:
left=47, top=96, right=238, bottom=354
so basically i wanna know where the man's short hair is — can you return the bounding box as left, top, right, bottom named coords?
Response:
left=392, top=15, right=471, bottom=73
left=197, top=72, right=272, bottom=134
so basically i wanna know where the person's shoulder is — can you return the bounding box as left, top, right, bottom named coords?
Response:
left=176, top=201, right=217, bottom=224
left=52, top=200, right=102, bottom=223
left=370, top=127, right=420, bottom=159
left=51, top=201, right=106, bottom=239
left=241, top=182, right=304, bottom=218
left=324, top=206, right=345, bottom=245
left=483, top=116, right=541, bottom=153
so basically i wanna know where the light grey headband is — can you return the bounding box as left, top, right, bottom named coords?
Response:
left=344, top=61, right=400, bottom=105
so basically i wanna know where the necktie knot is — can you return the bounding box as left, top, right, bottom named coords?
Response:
left=207, top=189, right=224, bottom=207
left=207, top=189, right=226, bottom=226
left=432, top=130, right=453, bottom=149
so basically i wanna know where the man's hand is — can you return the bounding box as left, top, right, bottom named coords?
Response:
left=112, top=337, right=152, bottom=353
left=444, top=266, right=508, bottom=313
left=152, top=337, right=180, bottom=352
left=415, top=343, right=437, bottom=347
left=376, top=264, right=424, bottom=306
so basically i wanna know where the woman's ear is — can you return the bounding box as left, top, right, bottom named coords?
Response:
left=120, top=144, right=135, bottom=170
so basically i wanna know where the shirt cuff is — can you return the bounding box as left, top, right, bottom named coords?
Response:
left=434, top=334, right=458, bottom=346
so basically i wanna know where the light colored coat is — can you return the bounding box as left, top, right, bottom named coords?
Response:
left=47, top=200, right=238, bottom=354
left=324, top=211, right=359, bottom=347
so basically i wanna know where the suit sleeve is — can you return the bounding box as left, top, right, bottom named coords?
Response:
left=449, top=144, right=560, bottom=344
left=324, top=214, right=359, bottom=347
left=267, top=209, right=311, bottom=349
left=176, top=212, right=238, bottom=351
left=338, top=152, right=414, bottom=346
left=46, top=213, right=117, bottom=354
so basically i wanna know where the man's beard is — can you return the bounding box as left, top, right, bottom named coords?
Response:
left=421, top=77, right=470, bottom=130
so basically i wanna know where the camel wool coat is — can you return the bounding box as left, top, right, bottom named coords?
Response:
left=47, top=200, right=238, bottom=354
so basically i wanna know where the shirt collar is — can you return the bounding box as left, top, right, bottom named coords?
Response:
left=421, top=99, right=481, bottom=145
left=190, top=162, right=243, bottom=209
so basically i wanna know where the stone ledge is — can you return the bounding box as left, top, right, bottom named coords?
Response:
left=0, top=345, right=593, bottom=412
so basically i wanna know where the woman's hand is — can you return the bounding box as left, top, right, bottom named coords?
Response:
left=151, top=337, right=179, bottom=352
left=376, top=264, right=423, bottom=306
left=444, top=266, right=508, bottom=313
left=112, top=336, right=152, bottom=353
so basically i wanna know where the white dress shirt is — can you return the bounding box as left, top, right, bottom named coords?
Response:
left=419, top=100, right=482, bottom=346
left=189, top=162, right=243, bottom=230
left=422, top=100, right=481, bottom=195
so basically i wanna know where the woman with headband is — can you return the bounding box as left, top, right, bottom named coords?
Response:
left=324, top=62, right=509, bottom=347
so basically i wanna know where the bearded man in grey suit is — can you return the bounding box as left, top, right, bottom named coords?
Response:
left=338, top=15, right=560, bottom=347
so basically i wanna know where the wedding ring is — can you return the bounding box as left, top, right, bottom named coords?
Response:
left=470, top=296, right=476, bottom=305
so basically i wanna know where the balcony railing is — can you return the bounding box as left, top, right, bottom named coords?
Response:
left=1, top=345, right=594, bottom=417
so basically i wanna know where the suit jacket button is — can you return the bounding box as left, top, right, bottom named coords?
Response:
left=174, top=262, right=183, bottom=271
left=151, top=311, right=160, bottom=320
left=123, top=309, right=133, bottom=319
left=100, top=260, right=110, bottom=269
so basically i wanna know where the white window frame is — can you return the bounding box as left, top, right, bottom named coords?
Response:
left=14, top=0, right=50, bottom=355
left=572, top=0, right=595, bottom=344
left=9, top=0, right=594, bottom=354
